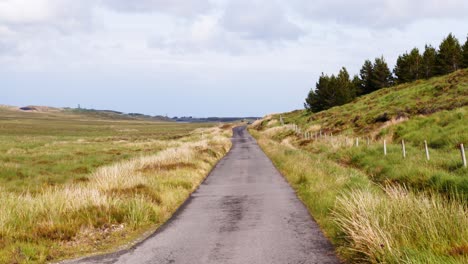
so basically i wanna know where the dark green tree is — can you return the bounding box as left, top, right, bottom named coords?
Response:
left=435, top=33, right=463, bottom=74
left=408, top=48, right=423, bottom=80
left=304, top=68, right=356, bottom=112
left=462, top=35, right=468, bottom=68
left=370, top=56, right=392, bottom=91
left=394, top=48, right=424, bottom=83
left=351, top=74, right=362, bottom=96
left=359, top=60, right=374, bottom=95
left=393, top=53, right=411, bottom=84
left=422, top=45, right=437, bottom=79
left=305, top=73, right=329, bottom=112
left=335, top=67, right=356, bottom=105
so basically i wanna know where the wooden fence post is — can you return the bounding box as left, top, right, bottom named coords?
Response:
left=424, top=140, right=430, bottom=161
left=367, top=137, right=370, bottom=146
left=384, top=140, right=387, bottom=156
left=461, top=144, right=467, bottom=168
left=402, top=140, right=406, bottom=158
left=356, top=138, right=359, bottom=147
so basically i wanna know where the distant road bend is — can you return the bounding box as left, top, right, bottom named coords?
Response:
left=70, top=126, right=340, bottom=264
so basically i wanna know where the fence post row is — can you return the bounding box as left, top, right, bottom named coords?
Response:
left=285, top=123, right=466, bottom=168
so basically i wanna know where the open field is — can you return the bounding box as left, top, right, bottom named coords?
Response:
left=249, top=70, right=468, bottom=263
left=0, top=108, right=214, bottom=192
left=0, top=108, right=232, bottom=263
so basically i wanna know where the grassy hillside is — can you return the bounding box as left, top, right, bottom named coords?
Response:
left=257, top=69, right=468, bottom=196
left=250, top=69, right=468, bottom=263
left=0, top=108, right=232, bottom=263
left=280, top=69, right=468, bottom=135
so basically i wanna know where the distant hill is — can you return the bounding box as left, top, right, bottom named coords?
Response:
left=0, top=105, right=172, bottom=122
left=0, top=105, right=261, bottom=123
left=63, top=108, right=172, bottom=121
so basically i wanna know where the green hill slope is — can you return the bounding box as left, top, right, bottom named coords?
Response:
left=279, top=69, right=468, bottom=135
left=250, top=70, right=468, bottom=263
left=256, top=69, right=468, bottom=195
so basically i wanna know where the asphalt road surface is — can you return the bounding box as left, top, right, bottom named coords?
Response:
left=70, top=126, right=340, bottom=264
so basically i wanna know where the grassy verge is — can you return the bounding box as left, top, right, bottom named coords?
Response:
left=0, top=109, right=233, bottom=263
left=250, top=128, right=468, bottom=263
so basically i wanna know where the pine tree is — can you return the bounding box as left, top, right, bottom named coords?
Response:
left=435, top=33, right=463, bottom=75
left=462, top=35, right=468, bottom=68
left=359, top=60, right=374, bottom=95
left=394, top=49, right=423, bottom=84
left=305, top=73, right=329, bottom=112
left=408, top=48, right=423, bottom=80
left=304, top=89, right=320, bottom=112
left=422, top=45, right=437, bottom=79
left=370, top=56, right=392, bottom=91
left=335, top=67, right=355, bottom=106
left=394, top=53, right=411, bottom=84
left=351, top=74, right=362, bottom=96
left=304, top=68, right=356, bottom=112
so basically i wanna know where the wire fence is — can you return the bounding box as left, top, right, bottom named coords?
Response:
left=283, top=118, right=467, bottom=168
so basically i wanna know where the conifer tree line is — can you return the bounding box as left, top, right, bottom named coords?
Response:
left=305, top=33, right=468, bottom=112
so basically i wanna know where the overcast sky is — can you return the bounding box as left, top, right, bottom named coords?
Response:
left=1, top=0, right=467, bottom=117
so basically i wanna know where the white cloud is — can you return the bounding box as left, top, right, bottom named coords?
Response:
left=289, top=0, right=468, bottom=28
left=0, top=0, right=95, bottom=33
left=0, top=0, right=467, bottom=76
left=0, top=0, right=53, bottom=24
left=99, top=0, right=213, bottom=17
left=220, top=0, right=303, bottom=41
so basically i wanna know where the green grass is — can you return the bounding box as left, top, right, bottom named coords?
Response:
left=256, top=70, right=468, bottom=197
left=250, top=129, right=468, bottom=263
left=0, top=108, right=232, bottom=263
left=0, top=109, right=213, bottom=193
left=250, top=69, right=468, bottom=263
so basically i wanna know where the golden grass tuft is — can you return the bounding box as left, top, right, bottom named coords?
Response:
left=333, top=185, right=468, bottom=263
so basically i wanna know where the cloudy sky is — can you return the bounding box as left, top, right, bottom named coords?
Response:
left=1, top=0, right=467, bottom=117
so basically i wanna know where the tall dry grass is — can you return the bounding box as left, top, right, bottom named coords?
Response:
left=0, top=126, right=232, bottom=263
left=334, top=185, right=468, bottom=263
left=250, top=127, right=468, bottom=263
